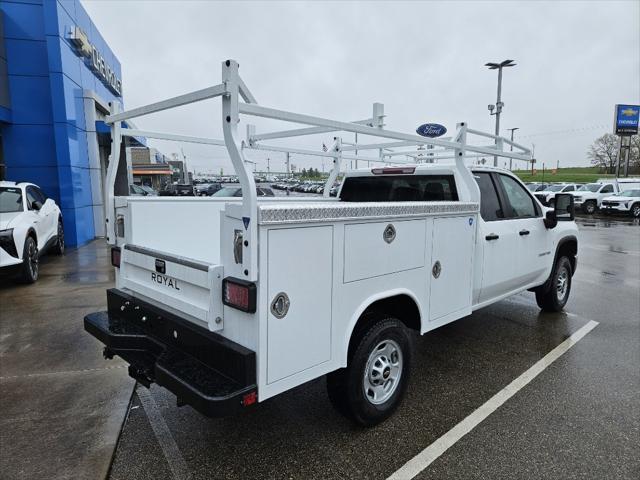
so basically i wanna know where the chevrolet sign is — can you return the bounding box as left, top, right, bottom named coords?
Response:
left=68, top=26, right=122, bottom=97
left=614, top=104, right=639, bottom=136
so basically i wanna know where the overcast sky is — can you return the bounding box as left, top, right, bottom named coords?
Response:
left=82, top=0, right=640, bottom=174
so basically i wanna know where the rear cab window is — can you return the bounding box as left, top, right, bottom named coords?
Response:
left=339, top=175, right=458, bottom=202
left=473, top=172, right=504, bottom=221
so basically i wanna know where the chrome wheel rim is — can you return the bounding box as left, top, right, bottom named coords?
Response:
left=633, top=205, right=640, bottom=217
left=28, top=241, right=39, bottom=278
left=363, top=339, right=402, bottom=405
left=587, top=203, right=595, bottom=213
left=556, top=266, right=569, bottom=301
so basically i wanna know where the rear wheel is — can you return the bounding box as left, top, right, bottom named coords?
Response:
left=583, top=200, right=597, bottom=214
left=20, top=236, right=39, bottom=284
left=535, top=256, right=572, bottom=312
left=631, top=203, right=640, bottom=218
left=326, top=317, right=412, bottom=426
left=52, top=219, right=64, bottom=255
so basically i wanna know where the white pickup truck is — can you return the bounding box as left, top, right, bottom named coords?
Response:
left=85, top=60, right=578, bottom=426
left=571, top=178, right=640, bottom=214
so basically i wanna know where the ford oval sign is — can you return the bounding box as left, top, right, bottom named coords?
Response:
left=416, top=123, right=447, bottom=138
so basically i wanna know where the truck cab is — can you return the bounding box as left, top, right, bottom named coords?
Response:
left=572, top=182, right=617, bottom=214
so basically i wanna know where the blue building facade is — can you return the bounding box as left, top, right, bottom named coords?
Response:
left=0, top=0, right=125, bottom=246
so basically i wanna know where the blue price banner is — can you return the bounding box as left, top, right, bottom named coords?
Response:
left=614, top=104, right=639, bottom=136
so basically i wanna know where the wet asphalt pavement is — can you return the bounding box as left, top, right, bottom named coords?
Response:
left=1, top=215, right=638, bottom=479
left=107, top=215, right=640, bottom=480
left=0, top=241, right=134, bottom=480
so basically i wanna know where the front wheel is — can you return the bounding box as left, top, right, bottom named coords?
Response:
left=630, top=203, right=640, bottom=218
left=326, top=317, right=412, bottom=426
left=52, top=219, right=64, bottom=255
left=20, top=236, right=39, bottom=284
left=535, top=256, right=572, bottom=312
left=583, top=200, right=597, bottom=215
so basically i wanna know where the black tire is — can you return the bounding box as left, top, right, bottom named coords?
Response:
left=20, top=236, right=39, bottom=284
left=535, top=256, right=572, bottom=312
left=631, top=203, right=640, bottom=219
left=326, top=317, right=412, bottom=426
left=548, top=198, right=555, bottom=208
left=582, top=200, right=597, bottom=215
left=52, top=218, right=65, bottom=255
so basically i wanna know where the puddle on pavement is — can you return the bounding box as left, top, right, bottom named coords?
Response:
left=63, top=271, right=113, bottom=283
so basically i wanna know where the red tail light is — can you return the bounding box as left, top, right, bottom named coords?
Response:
left=242, top=391, right=257, bottom=407
left=111, top=247, right=121, bottom=268
left=222, top=277, right=257, bottom=313
left=371, top=167, right=416, bottom=175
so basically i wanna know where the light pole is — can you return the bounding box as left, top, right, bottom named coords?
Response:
left=506, top=127, right=519, bottom=170
left=486, top=59, right=516, bottom=166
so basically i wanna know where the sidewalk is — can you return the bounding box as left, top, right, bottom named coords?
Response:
left=0, top=240, right=134, bottom=479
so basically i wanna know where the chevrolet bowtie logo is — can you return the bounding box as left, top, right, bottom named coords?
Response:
left=621, top=108, right=638, bottom=117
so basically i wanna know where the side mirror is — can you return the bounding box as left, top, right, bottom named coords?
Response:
left=32, top=200, right=43, bottom=211
left=554, top=193, right=575, bottom=221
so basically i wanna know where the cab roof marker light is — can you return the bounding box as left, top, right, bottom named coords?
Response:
left=371, top=167, right=416, bottom=175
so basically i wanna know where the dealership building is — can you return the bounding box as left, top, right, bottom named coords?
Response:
left=0, top=0, right=148, bottom=246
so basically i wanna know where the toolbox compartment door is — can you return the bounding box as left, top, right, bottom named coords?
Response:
left=266, top=226, right=333, bottom=384
left=343, top=219, right=426, bottom=283
left=428, top=216, right=475, bottom=322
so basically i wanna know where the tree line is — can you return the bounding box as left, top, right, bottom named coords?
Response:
left=588, top=133, right=639, bottom=173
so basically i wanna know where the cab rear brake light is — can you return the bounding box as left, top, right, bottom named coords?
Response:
left=222, top=277, right=257, bottom=313
left=371, top=167, right=416, bottom=175
left=111, top=247, right=121, bottom=268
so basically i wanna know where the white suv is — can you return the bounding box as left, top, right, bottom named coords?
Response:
left=0, top=181, right=64, bottom=283
left=601, top=189, right=640, bottom=218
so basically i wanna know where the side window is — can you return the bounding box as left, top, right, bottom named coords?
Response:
left=601, top=184, right=614, bottom=193
left=473, top=172, right=504, bottom=222
left=25, top=187, right=39, bottom=210
left=563, top=185, right=574, bottom=192
left=497, top=174, right=538, bottom=218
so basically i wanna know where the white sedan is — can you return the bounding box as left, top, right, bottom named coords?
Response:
left=600, top=189, right=640, bottom=218
left=0, top=181, right=64, bottom=283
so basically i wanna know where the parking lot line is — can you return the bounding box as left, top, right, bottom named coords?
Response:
left=137, top=386, right=191, bottom=480
left=387, top=319, right=599, bottom=480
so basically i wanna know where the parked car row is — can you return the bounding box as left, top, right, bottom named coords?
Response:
left=526, top=179, right=640, bottom=217
left=271, top=181, right=340, bottom=196
left=129, top=184, right=158, bottom=196
left=212, top=186, right=275, bottom=197
left=194, top=182, right=223, bottom=196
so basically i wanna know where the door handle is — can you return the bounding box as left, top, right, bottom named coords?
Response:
left=485, top=234, right=499, bottom=241
left=519, top=229, right=530, bottom=236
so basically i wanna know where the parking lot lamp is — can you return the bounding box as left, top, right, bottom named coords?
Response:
left=486, top=59, right=516, bottom=166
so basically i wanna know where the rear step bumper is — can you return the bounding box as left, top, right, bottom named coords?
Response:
left=84, top=288, right=257, bottom=417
